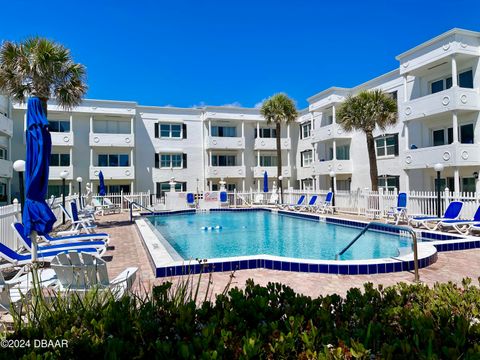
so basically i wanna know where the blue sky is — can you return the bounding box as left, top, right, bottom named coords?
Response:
left=2, top=0, right=479, bottom=109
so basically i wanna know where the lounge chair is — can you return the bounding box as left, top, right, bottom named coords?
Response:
left=316, top=192, right=333, bottom=214
left=50, top=252, right=138, bottom=299
left=280, top=195, right=305, bottom=210
left=219, top=191, right=228, bottom=206
left=268, top=192, right=279, bottom=205
left=69, top=201, right=98, bottom=234
left=11, top=223, right=107, bottom=255
left=469, top=223, right=480, bottom=235
left=0, top=243, right=99, bottom=269
left=386, top=192, right=408, bottom=225
left=0, top=269, right=57, bottom=313
left=12, top=222, right=109, bottom=245
left=438, top=205, right=480, bottom=234
left=103, top=197, right=121, bottom=213
left=295, top=195, right=318, bottom=212
left=409, top=201, right=463, bottom=230
left=186, top=193, right=196, bottom=208
left=253, top=193, right=264, bottom=205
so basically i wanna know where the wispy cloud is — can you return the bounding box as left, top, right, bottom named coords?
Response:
left=254, top=98, right=267, bottom=108
left=191, top=101, right=208, bottom=108
left=222, top=101, right=242, bottom=108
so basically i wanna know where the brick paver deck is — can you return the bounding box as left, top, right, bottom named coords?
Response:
left=99, top=213, right=480, bottom=298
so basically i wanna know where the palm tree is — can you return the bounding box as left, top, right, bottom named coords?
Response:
left=0, top=37, right=87, bottom=114
left=336, top=89, right=397, bottom=191
left=260, top=93, right=298, bottom=203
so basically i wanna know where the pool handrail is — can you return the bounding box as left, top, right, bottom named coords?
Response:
left=335, top=222, right=420, bottom=282
left=129, top=201, right=155, bottom=222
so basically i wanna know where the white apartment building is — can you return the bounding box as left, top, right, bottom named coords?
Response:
left=6, top=28, right=480, bottom=199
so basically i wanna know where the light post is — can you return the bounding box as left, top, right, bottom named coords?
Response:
left=434, top=163, right=444, bottom=218
left=13, top=160, right=26, bottom=210
left=60, top=170, right=69, bottom=224
left=329, top=171, right=336, bottom=211
left=76, top=177, right=83, bottom=209
left=278, top=176, right=283, bottom=204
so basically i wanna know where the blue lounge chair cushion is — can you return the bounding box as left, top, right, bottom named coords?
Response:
left=0, top=242, right=98, bottom=262
left=397, top=193, right=407, bottom=209
left=220, top=191, right=228, bottom=203
left=186, top=193, right=195, bottom=204
left=307, top=195, right=318, bottom=205
left=443, top=201, right=463, bottom=219
left=325, top=192, right=333, bottom=203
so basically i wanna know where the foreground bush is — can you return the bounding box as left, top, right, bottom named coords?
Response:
left=2, top=278, right=480, bottom=359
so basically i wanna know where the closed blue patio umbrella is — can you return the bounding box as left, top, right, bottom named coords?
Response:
left=263, top=171, right=269, bottom=193
left=23, top=97, right=56, bottom=261
left=98, top=170, right=106, bottom=196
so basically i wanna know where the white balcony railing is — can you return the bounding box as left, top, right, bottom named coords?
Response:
left=51, top=132, right=74, bottom=146
left=311, top=124, right=351, bottom=143
left=89, top=166, right=135, bottom=180
left=403, top=143, right=480, bottom=169
left=206, top=166, right=246, bottom=178
left=205, top=136, right=245, bottom=149
left=0, top=159, right=12, bottom=178
left=89, top=133, right=135, bottom=147
left=401, top=87, right=480, bottom=121
left=254, top=138, right=291, bottom=150
left=49, top=166, right=74, bottom=180
left=252, top=166, right=291, bottom=178
left=0, top=114, right=12, bottom=137
left=312, top=160, right=353, bottom=175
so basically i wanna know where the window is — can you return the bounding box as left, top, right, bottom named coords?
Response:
left=160, top=123, right=182, bottom=138
left=430, top=69, right=473, bottom=94
left=301, top=179, right=313, bottom=190
left=432, top=128, right=453, bottom=146
left=108, top=185, right=130, bottom=193
left=434, top=177, right=455, bottom=192
left=378, top=176, right=399, bottom=191
left=0, top=182, right=6, bottom=202
left=336, top=144, right=350, bottom=160
left=459, top=69, right=473, bottom=89
left=375, top=134, right=398, bottom=157
left=300, top=123, right=311, bottom=139
left=460, top=124, right=474, bottom=144
left=336, top=180, right=351, bottom=191
left=156, top=182, right=186, bottom=196
left=256, top=128, right=276, bottom=138
left=49, top=120, right=70, bottom=133
left=326, top=115, right=333, bottom=125
left=258, top=155, right=277, bottom=167
left=160, top=154, right=183, bottom=168
left=388, top=91, right=398, bottom=102
left=211, top=126, right=236, bottom=137
left=226, top=184, right=236, bottom=191
left=0, top=147, right=7, bottom=160
left=93, top=120, right=130, bottom=134
left=47, top=185, right=62, bottom=198
left=97, top=154, right=129, bottom=167
left=300, top=150, right=312, bottom=167
left=462, top=177, right=476, bottom=193
left=50, top=153, right=70, bottom=166
left=211, top=155, right=236, bottom=166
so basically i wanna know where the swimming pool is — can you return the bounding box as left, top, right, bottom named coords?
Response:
left=146, top=210, right=411, bottom=261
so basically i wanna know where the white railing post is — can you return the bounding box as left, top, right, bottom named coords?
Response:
left=444, top=187, right=450, bottom=215
left=121, top=190, right=124, bottom=211
left=378, top=187, right=384, bottom=217
left=234, top=189, right=237, bottom=208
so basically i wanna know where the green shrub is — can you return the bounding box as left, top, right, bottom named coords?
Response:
left=2, top=277, right=480, bottom=359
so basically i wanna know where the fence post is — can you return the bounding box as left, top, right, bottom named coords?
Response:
left=147, top=189, right=151, bottom=207
left=234, top=189, right=237, bottom=208
left=444, top=188, right=450, bottom=214
left=121, top=190, right=124, bottom=212
left=378, top=187, right=384, bottom=217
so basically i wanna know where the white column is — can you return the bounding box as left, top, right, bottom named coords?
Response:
left=68, top=182, right=72, bottom=195
left=332, top=140, right=337, bottom=160
left=130, top=116, right=134, bottom=134
left=310, top=112, right=314, bottom=130
left=403, top=74, right=408, bottom=102
left=287, top=179, right=291, bottom=189
left=70, top=114, right=73, bottom=132
left=312, top=145, right=316, bottom=162
left=333, top=176, right=337, bottom=192
left=208, top=120, right=212, bottom=135
left=208, top=150, right=211, bottom=166
left=454, top=168, right=460, bottom=193
left=332, top=106, right=336, bottom=124
left=287, top=123, right=290, bottom=138
left=405, top=122, right=410, bottom=150
left=287, top=150, right=290, bottom=167
left=70, top=148, right=73, bottom=167
left=89, top=115, right=93, bottom=133
left=404, top=170, right=410, bottom=193
left=130, top=148, right=134, bottom=167
left=241, top=121, right=244, bottom=138
left=90, top=148, right=93, bottom=166
left=242, top=179, right=245, bottom=192
left=257, top=151, right=260, bottom=166
left=451, top=55, right=458, bottom=87
left=257, top=179, right=260, bottom=192
left=131, top=181, right=134, bottom=192
left=452, top=111, right=458, bottom=143
left=241, top=151, right=245, bottom=166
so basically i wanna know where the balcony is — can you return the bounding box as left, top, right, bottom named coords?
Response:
left=252, top=166, right=291, bottom=178
left=311, top=124, right=351, bottom=143
left=403, top=143, right=480, bottom=169
left=89, top=133, right=135, bottom=147
left=51, top=132, right=74, bottom=146
left=254, top=138, right=291, bottom=150
left=89, top=166, right=135, bottom=180
left=205, top=136, right=245, bottom=150
left=312, top=160, right=353, bottom=175
left=0, top=159, right=12, bottom=178
left=0, top=114, right=12, bottom=137
left=49, top=166, right=74, bottom=180
left=401, top=87, right=480, bottom=121
left=206, top=166, right=246, bottom=178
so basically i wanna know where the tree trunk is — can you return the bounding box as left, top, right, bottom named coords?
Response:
left=40, top=97, right=48, bottom=117
left=366, top=131, right=379, bottom=191
left=276, top=122, right=283, bottom=203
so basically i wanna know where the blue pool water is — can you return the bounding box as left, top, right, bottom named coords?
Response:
left=147, top=211, right=412, bottom=261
